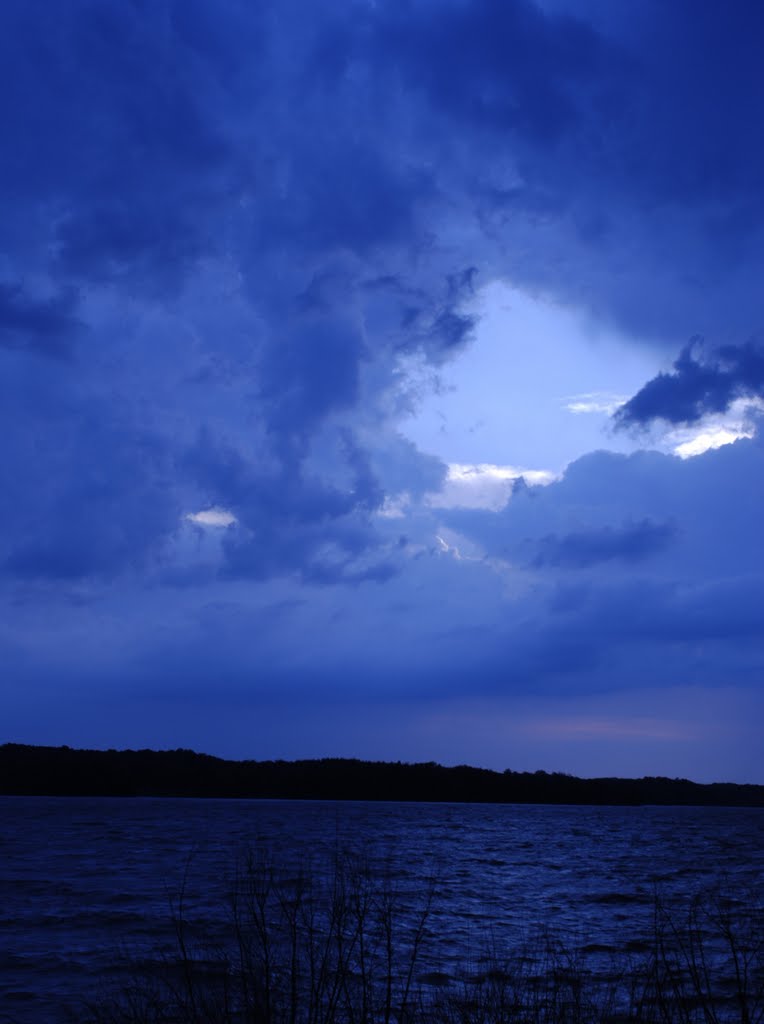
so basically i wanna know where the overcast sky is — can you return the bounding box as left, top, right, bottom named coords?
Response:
left=4, top=0, right=764, bottom=782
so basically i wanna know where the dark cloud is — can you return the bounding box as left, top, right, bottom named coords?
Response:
left=3, top=0, right=764, bottom=779
left=55, top=202, right=204, bottom=295
left=355, top=0, right=764, bottom=342
left=533, top=519, right=676, bottom=569
left=434, top=436, right=764, bottom=708
left=615, top=339, right=764, bottom=427
left=0, top=0, right=234, bottom=286
left=180, top=427, right=393, bottom=584
left=1, top=402, right=177, bottom=581
left=0, top=284, right=80, bottom=358
left=259, top=315, right=363, bottom=439
left=256, top=140, right=428, bottom=256
left=0, top=0, right=467, bottom=586
left=449, top=441, right=764, bottom=579
left=367, top=435, right=446, bottom=500
left=371, top=0, right=609, bottom=144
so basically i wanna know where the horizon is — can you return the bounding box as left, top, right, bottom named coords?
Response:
left=3, top=2, right=764, bottom=784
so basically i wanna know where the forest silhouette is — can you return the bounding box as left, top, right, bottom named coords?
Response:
left=2, top=743, right=763, bottom=805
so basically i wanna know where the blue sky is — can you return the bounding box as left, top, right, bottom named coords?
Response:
left=4, top=0, right=764, bottom=782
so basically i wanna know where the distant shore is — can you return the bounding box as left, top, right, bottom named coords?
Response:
left=2, top=743, right=764, bottom=806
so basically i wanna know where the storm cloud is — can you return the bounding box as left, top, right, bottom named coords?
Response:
left=3, top=0, right=764, bottom=780
left=615, top=339, right=764, bottom=427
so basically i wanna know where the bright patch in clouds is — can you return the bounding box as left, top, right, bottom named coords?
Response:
left=673, top=427, right=752, bottom=459
left=668, top=399, right=763, bottom=459
left=428, top=462, right=555, bottom=510
left=186, top=507, right=237, bottom=528
left=403, top=281, right=663, bottom=473
left=565, top=392, right=627, bottom=415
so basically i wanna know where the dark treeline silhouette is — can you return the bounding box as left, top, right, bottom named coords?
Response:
left=2, top=743, right=763, bottom=805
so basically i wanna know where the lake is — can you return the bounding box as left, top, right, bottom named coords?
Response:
left=2, top=797, right=763, bottom=1022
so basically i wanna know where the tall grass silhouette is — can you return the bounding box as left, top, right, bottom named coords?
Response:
left=86, top=846, right=764, bottom=1024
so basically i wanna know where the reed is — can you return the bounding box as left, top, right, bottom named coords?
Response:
left=86, top=849, right=764, bottom=1024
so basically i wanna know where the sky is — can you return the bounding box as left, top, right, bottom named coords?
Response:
left=3, top=0, right=764, bottom=783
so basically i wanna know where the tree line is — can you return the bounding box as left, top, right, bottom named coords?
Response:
left=2, top=743, right=763, bottom=805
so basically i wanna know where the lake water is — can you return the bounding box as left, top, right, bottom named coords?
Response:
left=1, top=798, right=763, bottom=1022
